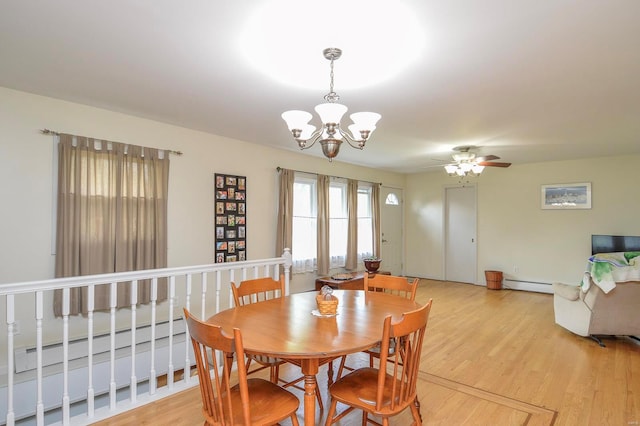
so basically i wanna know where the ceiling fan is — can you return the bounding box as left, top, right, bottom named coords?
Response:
left=443, top=145, right=511, bottom=176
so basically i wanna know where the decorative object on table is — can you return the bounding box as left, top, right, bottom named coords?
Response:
left=316, top=285, right=339, bottom=315
left=331, top=273, right=354, bottom=281
left=363, top=257, right=382, bottom=273
left=541, top=182, right=591, bottom=210
left=281, top=47, right=381, bottom=162
left=214, top=173, right=246, bottom=263
left=485, top=270, right=503, bottom=290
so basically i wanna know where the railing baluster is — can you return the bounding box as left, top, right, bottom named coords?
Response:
left=35, top=291, right=44, bottom=425
left=168, top=276, right=175, bottom=389
left=62, top=288, right=70, bottom=425
left=226, top=269, right=234, bottom=312
left=283, top=248, right=292, bottom=295
left=6, top=294, right=15, bottom=426
left=87, top=284, right=95, bottom=418
left=109, top=282, right=117, bottom=410
left=149, top=277, right=158, bottom=395
left=201, top=272, right=207, bottom=319
left=130, top=280, right=138, bottom=403
left=184, top=274, right=192, bottom=384
left=216, top=270, right=223, bottom=314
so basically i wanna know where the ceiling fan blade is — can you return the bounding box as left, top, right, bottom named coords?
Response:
left=429, top=158, right=452, bottom=163
left=475, top=154, right=500, bottom=162
left=478, top=161, right=511, bottom=168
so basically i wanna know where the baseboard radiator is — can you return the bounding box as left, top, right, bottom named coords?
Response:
left=503, top=279, right=554, bottom=294
left=1, top=321, right=192, bottom=425
left=13, top=319, right=184, bottom=374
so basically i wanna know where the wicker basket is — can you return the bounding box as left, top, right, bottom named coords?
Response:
left=316, top=294, right=338, bottom=315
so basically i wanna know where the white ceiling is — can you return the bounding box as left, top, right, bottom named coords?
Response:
left=1, top=1, right=639, bottom=173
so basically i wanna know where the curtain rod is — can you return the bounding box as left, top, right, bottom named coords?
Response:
left=40, top=129, right=184, bottom=156
left=276, top=166, right=382, bottom=186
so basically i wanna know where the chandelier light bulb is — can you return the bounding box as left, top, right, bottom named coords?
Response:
left=314, top=102, right=348, bottom=124
left=281, top=110, right=312, bottom=131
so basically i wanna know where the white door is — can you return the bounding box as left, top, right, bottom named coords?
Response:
left=380, top=187, right=403, bottom=275
left=445, top=186, right=477, bottom=283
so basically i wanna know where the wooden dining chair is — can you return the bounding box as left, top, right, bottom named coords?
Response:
left=183, top=308, right=300, bottom=426
left=365, top=273, right=419, bottom=301
left=231, top=276, right=325, bottom=409
left=231, top=276, right=286, bottom=383
left=325, top=299, right=433, bottom=426
left=336, top=274, right=420, bottom=378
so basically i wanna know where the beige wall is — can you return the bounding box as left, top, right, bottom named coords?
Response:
left=405, top=155, right=640, bottom=286
left=0, top=87, right=404, bottom=291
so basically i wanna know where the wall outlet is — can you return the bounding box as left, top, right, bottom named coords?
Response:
left=513, top=266, right=519, bottom=273
left=13, top=320, right=20, bottom=335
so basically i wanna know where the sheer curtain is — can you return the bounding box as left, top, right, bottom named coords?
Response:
left=53, top=134, right=169, bottom=316
left=345, top=179, right=359, bottom=270
left=371, top=184, right=381, bottom=258
left=316, top=174, right=330, bottom=276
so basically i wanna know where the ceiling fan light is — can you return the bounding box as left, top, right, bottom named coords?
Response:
left=455, top=168, right=466, bottom=176
left=459, top=162, right=473, bottom=172
left=282, top=110, right=313, bottom=131
left=452, top=152, right=475, bottom=162
left=314, top=102, right=348, bottom=124
left=444, top=164, right=458, bottom=174
left=471, top=164, right=485, bottom=174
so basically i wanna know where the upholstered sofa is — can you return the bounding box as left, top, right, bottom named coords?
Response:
left=553, top=279, right=640, bottom=345
left=553, top=252, right=640, bottom=346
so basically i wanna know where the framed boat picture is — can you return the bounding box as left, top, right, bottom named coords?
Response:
left=541, top=182, right=591, bottom=210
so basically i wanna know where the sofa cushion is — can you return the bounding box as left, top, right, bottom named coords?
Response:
left=553, top=282, right=580, bottom=301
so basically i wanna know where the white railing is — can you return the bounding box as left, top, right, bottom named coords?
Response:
left=1, top=250, right=292, bottom=426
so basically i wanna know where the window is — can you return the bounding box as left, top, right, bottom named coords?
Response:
left=292, top=176, right=317, bottom=273
left=385, top=192, right=399, bottom=205
left=329, top=180, right=348, bottom=268
left=357, top=185, right=374, bottom=259
left=290, top=172, right=375, bottom=274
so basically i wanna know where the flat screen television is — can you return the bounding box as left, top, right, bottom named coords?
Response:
left=591, top=234, right=640, bottom=255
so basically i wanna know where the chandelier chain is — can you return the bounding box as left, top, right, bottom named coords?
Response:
left=324, top=55, right=340, bottom=103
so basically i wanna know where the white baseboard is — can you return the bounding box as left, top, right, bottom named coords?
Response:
left=503, top=279, right=553, bottom=294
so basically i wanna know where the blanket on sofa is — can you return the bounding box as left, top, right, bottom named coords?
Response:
left=582, top=251, right=640, bottom=293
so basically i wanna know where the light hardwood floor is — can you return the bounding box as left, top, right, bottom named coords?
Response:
left=96, top=279, right=640, bottom=425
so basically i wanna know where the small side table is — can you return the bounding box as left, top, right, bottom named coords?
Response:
left=315, top=271, right=391, bottom=291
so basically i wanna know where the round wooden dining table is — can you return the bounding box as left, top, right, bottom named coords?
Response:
left=207, top=289, right=421, bottom=425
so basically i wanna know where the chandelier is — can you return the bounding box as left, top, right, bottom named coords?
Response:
left=444, top=151, right=485, bottom=177
left=281, top=48, right=381, bottom=161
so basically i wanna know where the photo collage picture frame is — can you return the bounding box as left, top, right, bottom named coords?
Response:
left=215, top=173, right=246, bottom=263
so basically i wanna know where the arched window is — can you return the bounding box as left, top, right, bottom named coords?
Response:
left=385, top=192, right=399, bottom=205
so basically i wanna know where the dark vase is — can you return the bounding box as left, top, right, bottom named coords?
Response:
left=364, top=259, right=381, bottom=272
